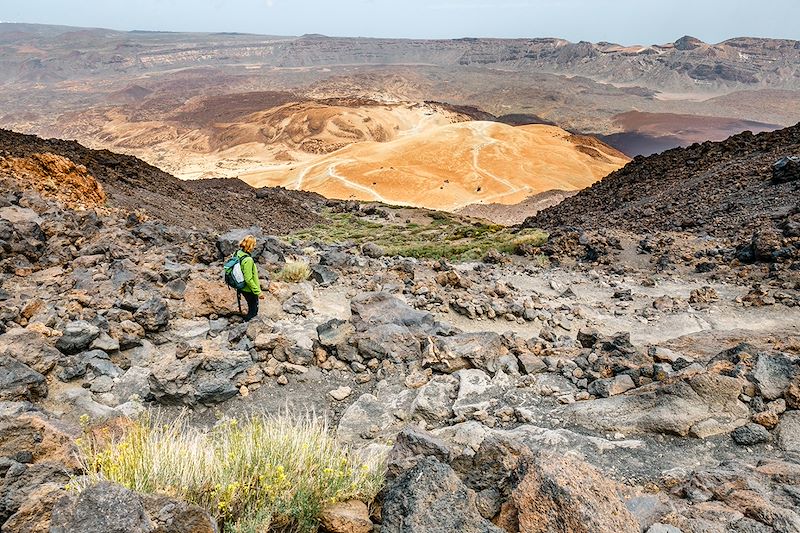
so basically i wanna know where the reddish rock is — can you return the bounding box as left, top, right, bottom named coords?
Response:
left=501, top=453, right=639, bottom=533
left=182, top=278, right=239, bottom=318
left=320, top=500, right=373, bottom=533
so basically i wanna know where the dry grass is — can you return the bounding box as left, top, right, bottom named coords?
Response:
left=274, top=261, right=312, bottom=283
left=74, top=413, right=385, bottom=533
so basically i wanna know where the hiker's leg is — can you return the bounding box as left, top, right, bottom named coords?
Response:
left=243, top=292, right=259, bottom=321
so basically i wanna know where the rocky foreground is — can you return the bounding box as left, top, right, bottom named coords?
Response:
left=1, top=128, right=799, bottom=532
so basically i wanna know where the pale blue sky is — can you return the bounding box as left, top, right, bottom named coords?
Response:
left=2, top=0, right=798, bottom=43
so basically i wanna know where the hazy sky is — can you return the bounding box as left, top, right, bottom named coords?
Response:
left=2, top=0, right=799, bottom=43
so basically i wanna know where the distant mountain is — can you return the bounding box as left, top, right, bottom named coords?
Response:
left=0, top=23, right=798, bottom=92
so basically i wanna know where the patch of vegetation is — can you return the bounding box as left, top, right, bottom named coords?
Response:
left=274, top=260, right=312, bottom=282
left=74, top=414, right=385, bottom=533
left=287, top=211, right=548, bottom=261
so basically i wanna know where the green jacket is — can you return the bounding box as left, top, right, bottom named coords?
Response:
left=235, top=250, right=261, bottom=295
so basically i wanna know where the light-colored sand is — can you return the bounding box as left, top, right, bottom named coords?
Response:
left=238, top=122, right=629, bottom=211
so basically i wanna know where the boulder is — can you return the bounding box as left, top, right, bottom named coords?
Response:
left=588, top=374, right=636, bottom=398
left=350, top=292, right=435, bottom=333
left=450, top=432, right=532, bottom=494
left=381, top=456, right=504, bottom=533
left=424, top=333, right=506, bottom=374
left=310, top=264, right=338, bottom=286
left=109, top=320, right=145, bottom=350
left=752, top=352, right=796, bottom=401
left=576, top=327, right=601, bottom=348
left=731, top=423, right=771, bottom=445
left=50, top=482, right=216, bottom=533
left=772, top=156, right=800, bottom=183
left=411, top=375, right=458, bottom=424
left=562, top=373, right=749, bottom=436
left=216, top=227, right=285, bottom=262
left=139, top=492, right=217, bottom=533
left=361, top=242, right=385, bottom=258
left=282, top=291, right=313, bottom=315
left=319, top=500, right=373, bottom=533
left=777, top=410, right=800, bottom=452
left=452, top=369, right=510, bottom=419
left=517, top=354, right=546, bottom=374
left=59, top=389, right=120, bottom=421
left=496, top=452, right=639, bottom=533
left=320, top=250, right=356, bottom=269
left=2, top=481, right=66, bottom=533
left=133, top=297, right=170, bottom=332
left=0, top=412, right=80, bottom=469
left=0, top=329, right=60, bottom=374
left=0, top=356, right=47, bottom=401
left=337, top=390, right=416, bottom=445
left=787, top=379, right=800, bottom=410
left=355, top=324, right=422, bottom=362
left=0, top=462, right=71, bottom=525
left=57, top=349, right=117, bottom=382
left=55, top=321, right=100, bottom=355
left=386, top=426, right=452, bottom=479
left=182, top=279, right=239, bottom=318
left=113, top=366, right=152, bottom=403
left=90, top=333, right=120, bottom=353
left=752, top=410, right=780, bottom=430
left=163, top=278, right=187, bottom=300
left=317, top=319, right=355, bottom=348
left=329, top=386, right=352, bottom=402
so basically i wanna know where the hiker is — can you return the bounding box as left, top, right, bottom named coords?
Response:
left=224, top=235, right=264, bottom=321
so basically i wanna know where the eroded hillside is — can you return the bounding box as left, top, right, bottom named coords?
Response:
left=241, top=122, right=629, bottom=210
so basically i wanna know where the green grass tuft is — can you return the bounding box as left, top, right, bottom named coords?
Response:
left=287, top=211, right=547, bottom=261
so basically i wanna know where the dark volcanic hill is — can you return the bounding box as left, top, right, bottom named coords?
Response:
left=525, top=124, right=800, bottom=264
left=0, top=129, right=323, bottom=232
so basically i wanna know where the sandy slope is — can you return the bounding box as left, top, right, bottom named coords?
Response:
left=239, top=122, right=629, bottom=211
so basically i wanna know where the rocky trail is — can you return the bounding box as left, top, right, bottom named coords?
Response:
left=1, top=127, right=800, bottom=533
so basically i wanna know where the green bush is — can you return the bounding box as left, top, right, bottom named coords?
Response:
left=74, top=414, right=385, bottom=533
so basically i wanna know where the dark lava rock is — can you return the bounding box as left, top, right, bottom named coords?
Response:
left=731, top=423, right=771, bottom=445
left=50, top=482, right=150, bottom=533
left=0, top=356, right=47, bottom=401
left=215, top=227, right=288, bottom=263
left=772, top=156, right=800, bottom=183
left=1, top=462, right=71, bottom=524
left=133, top=297, right=170, bottom=332
left=310, top=263, right=338, bottom=286
left=381, top=456, right=503, bottom=533
left=55, top=321, right=100, bottom=355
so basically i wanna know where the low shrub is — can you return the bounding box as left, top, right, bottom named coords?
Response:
left=75, top=413, right=385, bottom=533
left=275, top=261, right=312, bottom=283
